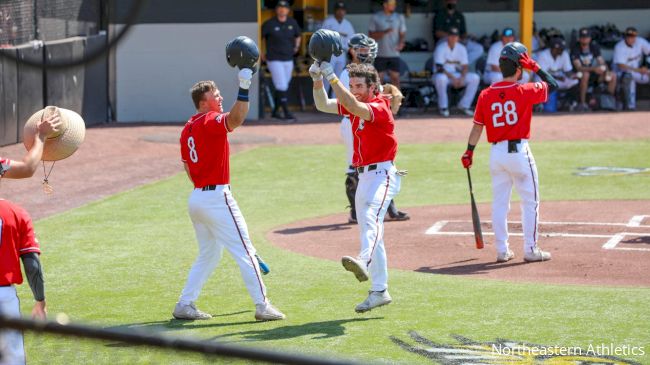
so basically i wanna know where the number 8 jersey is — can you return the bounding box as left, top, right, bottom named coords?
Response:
left=473, top=81, right=548, bottom=143
left=180, top=111, right=232, bottom=188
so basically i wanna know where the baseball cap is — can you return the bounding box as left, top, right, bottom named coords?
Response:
left=624, top=27, right=638, bottom=37
left=448, top=27, right=460, bottom=36
left=578, top=27, right=591, bottom=38
left=550, top=37, right=565, bottom=50
left=502, top=27, right=515, bottom=37
left=334, top=1, right=345, bottom=9
left=276, top=0, right=290, bottom=8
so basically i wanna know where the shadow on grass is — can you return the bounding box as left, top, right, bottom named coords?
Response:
left=416, top=259, right=528, bottom=275
left=274, top=223, right=353, bottom=235
left=211, top=317, right=383, bottom=342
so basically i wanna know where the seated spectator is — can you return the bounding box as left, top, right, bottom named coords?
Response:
left=613, top=27, right=650, bottom=110
left=571, top=27, right=617, bottom=111
left=369, top=0, right=406, bottom=89
left=433, top=27, right=480, bottom=117
left=484, top=27, right=530, bottom=84
left=536, top=38, right=579, bottom=92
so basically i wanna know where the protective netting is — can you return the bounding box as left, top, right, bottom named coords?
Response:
left=0, top=0, right=101, bottom=47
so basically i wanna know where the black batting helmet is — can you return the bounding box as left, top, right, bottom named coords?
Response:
left=348, top=33, right=378, bottom=64
left=308, top=29, right=344, bottom=63
left=225, top=36, right=260, bottom=73
left=499, top=41, right=527, bottom=76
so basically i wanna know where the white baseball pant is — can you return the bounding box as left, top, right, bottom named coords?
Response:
left=267, top=60, right=294, bottom=92
left=434, top=72, right=480, bottom=109
left=556, top=77, right=579, bottom=90
left=619, top=71, right=650, bottom=109
left=0, top=286, right=25, bottom=365
left=489, top=140, right=539, bottom=255
left=324, top=53, right=347, bottom=94
left=339, top=116, right=354, bottom=172
left=356, top=161, right=401, bottom=292
left=179, top=185, right=267, bottom=306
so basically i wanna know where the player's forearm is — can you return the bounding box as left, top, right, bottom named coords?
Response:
left=5, top=135, right=45, bottom=178
left=21, top=253, right=45, bottom=302
left=536, top=68, right=558, bottom=93
left=467, top=124, right=483, bottom=147
left=313, top=81, right=338, bottom=114
left=368, top=31, right=384, bottom=40
left=228, top=100, right=249, bottom=130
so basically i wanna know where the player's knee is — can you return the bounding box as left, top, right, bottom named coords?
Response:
left=466, top=73, right=479, bottom=84
left=434, top=74, right=448, bottom=87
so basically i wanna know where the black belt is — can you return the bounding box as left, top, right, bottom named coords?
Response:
left=493, top=139, right=522, bottom=153
left=201, top=185, right=217, bottom=191
left=356, top=164, right=378, bottom=174
left=0, top=284, right=11, bottom=287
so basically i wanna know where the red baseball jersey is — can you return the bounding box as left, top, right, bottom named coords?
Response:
left=0, top=199, right=40, bottom=286
left=180, top=111, right=232, bottom=188
left=337, top=95, right=398, bottom=167
left=473, top=81, right=548, bottom=143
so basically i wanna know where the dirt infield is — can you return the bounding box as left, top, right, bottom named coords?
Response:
left=268, top=201, right=650, bottom=287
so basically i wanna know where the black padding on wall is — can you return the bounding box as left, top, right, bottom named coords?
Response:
left=81, top=34, right=108, bottom=125
left=45, top=38, right=85, bottom=115
left=16, top=45, right=45, bottom=142
left=1, top=49, right=19, bottom=147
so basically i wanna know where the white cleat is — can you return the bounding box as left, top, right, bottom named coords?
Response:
left=172, top=302, right=212, bottom=320
left=496, top=249, right=515, bottom=263
left=255, top=302, right=286, bottom=321
left=341, top=256, right=369, bottom=282
left=440, top=108, right=450, bottom=117
left=524, top=246, right=552, bottom=262
left=355, top=290, right=392, bottom=313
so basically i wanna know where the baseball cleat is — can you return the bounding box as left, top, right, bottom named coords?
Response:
left=440, top=108, right=450, bottom=117
left=386, top=211, right=410, bottom=222
left=255, top=302, right=286, bottom=321
left=355, top=290, right=392, bottom=313
left=496, top=249, right=515, bottom=263
left=172, top=302, right=212, bottom=320
left=341, top=256, right=369, bottom=282
left=348, top=216, right=358, bottom=224
left=524, top=246, right=551, bottom=262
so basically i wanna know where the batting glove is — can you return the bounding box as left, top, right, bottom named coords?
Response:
left=320, top=61, right=336, bottom=82
left=461, top=150, right=473, bottom=169
left=519, top=52, right=540, bottom=72
left=309, top=62, right=323, bottom=81
left=238, top=68, right=253, bottom=90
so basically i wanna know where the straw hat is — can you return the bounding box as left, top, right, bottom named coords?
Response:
left=23, top=106, right=86, bottom=161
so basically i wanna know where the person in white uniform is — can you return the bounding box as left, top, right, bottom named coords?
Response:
left=613, top=26, right=650, bottom=110
left=484, top=27, right=530, bottom=84
left=535, top=38, right=579, bottom=91
left=321, top=1, right=355, bottom=94
left=433, top=26, right=480, bottom=117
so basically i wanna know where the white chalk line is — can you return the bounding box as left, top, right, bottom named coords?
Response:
left=425, top=217, right=650, bottom=252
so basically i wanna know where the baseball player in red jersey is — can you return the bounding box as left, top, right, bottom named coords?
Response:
left=310, top=60, right=401, bottom=313
left=0, top=115, right=60, bottom=365
left=461, top=42, right=558, bottom=263
left=173, top=68, right=285, bottom=321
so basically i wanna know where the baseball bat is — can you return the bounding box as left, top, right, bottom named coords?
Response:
left=255, top=254, right=270, bottom=275
left=466, top=168, right=484, bottom=249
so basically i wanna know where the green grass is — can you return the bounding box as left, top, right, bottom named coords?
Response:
left=19, top=140, right=650, bottom=364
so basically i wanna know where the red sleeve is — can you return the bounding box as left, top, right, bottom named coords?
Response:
left=180, top=134, right=189, bottom=163
left=366, top=99, right=391, bottom=124
left=17, top=206, right=39, bottom=255
left=473, top=92, right=486, bottom=126
left=523, top=82, right=548, bottom=105
left=205, top=112, right=231, bottom=135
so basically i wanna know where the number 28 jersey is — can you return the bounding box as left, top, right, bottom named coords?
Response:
left=473, top=81, right=548, bottom=143
left=180, top=111, right=232, bottom=188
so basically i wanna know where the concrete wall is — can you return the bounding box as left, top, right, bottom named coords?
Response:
left=114, top=23, right=259, bottom=123
left=348, top=8, right=650, bottom=51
